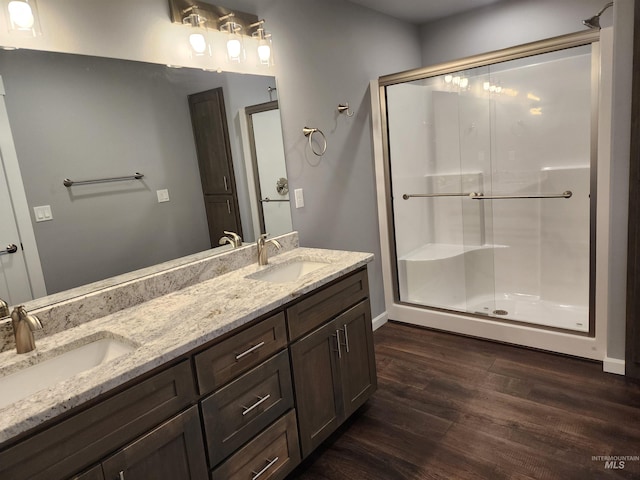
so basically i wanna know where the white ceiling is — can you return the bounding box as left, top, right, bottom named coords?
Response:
left=346, top=0, right=501, bottom=24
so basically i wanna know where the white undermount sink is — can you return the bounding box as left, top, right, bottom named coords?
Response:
left=0, top=337, right=136, bottom=409
left=249, top=259, right=329, bottom=283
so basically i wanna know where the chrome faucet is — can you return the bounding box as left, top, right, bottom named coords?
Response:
left=11, top=306, right=42, bottom=354
left=0, top=298, right=9, bottom=318
left=256, top=234, right=282, bottom=266
left=219, top=231, right=243, bottom=248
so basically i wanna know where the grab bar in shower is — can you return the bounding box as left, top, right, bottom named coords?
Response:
left=469, top=191, right=572, bottom=200
left=402, top=193, right=473, bottom=200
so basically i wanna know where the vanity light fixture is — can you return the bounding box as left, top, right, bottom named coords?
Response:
left=219, top=13, right=244, bottom=63
left=5, top=0, right=40, bottom=35
left=168, top=1, right=273, bottom=67
left=250, top=19, right=272, bottom=66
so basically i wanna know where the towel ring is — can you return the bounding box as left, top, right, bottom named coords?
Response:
left=303, top=127, right=327, bottom=156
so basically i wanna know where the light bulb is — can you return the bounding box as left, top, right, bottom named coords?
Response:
left=189, top=33, right=207, bottom=55
left=483, top=82, right=491, bottom=91
left=8, top=1, right=34, bottom=30
left=460, top=78, right=469, bottom=89
left=453, top=76, right=461, bottom=86
left=444, top=75, right=453, bottom=84
left=257, top=42, right=271, bottom=64
left=227, top=37, right=242, bottom=61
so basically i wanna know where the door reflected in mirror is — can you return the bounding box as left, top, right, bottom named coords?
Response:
left=0, top=48, right=291, bottom=304
left=243, top=100, right=293, bottom=238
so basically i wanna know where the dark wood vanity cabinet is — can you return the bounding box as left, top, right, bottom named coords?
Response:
left=72, top=407, right=207, bottom=480
left=290, top=299, right=377, bottom=457
left=0, top=266, right=376, bottom=480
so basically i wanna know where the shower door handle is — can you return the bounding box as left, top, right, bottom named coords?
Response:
left=469, top=191, right=572, bottom=200
left=0, top=244, right=18, bottom=256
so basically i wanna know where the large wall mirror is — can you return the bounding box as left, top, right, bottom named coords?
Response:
left=0, top=47, right=292, bottom=307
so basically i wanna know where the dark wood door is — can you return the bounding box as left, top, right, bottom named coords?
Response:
left=71, top=465, right=104, bottom=480
left=290, top=320, right=343, bottom=458
left=337, top=300, right=377, bottom=417
left=627, top=0, right=640, bottom=381
left=101, top=406, right=208, bottom=480
left=203, top=195, right=241, bottom=246
left=188, top=87, right=242, bottom=245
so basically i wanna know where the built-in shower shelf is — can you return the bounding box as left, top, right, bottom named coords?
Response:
left=399, top=243, right=507, bottom=262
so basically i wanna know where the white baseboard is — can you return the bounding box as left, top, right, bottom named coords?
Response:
left=372, top=312, right=388, bottom=331
left=603, top=357, right=625, bottom=375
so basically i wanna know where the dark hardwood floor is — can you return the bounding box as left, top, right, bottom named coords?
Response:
left=291, top=321, right=640, bottom=480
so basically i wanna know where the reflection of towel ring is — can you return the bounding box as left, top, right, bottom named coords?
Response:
left=303, top=127, right=327, bottom=156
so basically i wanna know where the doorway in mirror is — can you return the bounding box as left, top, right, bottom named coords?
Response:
left=243, top=101, right=292, bottom=237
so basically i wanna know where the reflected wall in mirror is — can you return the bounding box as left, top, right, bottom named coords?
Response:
left=0, top=48, right=291, bottom=304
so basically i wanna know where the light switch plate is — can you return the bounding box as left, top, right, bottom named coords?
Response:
left=33, top=205, right=53, bottom=222
left=157, top=189, right=170, bottom=203
left=294, top=188, right=304, bottom=208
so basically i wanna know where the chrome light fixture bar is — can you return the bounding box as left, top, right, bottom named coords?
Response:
left=168, top=0, right=271, bottom=65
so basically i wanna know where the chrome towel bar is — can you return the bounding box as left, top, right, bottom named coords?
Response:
left=63, top=172, right=144, bottom=187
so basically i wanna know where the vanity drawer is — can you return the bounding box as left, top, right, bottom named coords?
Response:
left=287, top=268, right=369, bottom=341
left=0, top=361, right=196, bottom=480
left=210, top=409, right=301, bottom=480
left=194, top=311, right=287, bottom=394
left=201, top=349, right=294, bottom=466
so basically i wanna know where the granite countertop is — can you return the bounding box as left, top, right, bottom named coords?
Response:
left=0, top=246, right=373, bottom=446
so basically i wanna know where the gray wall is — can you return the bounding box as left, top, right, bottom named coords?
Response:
left=1, top=50, right=274, bottom=293
left=255, top=0, right=423, bottom=318
left=419, top=0, right=608, bottom=65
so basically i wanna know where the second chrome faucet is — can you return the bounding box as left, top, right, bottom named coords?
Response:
left=256, top=234, right=281, bottom=266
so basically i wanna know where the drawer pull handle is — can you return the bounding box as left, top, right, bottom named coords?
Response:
left=251, top=457, right=279, bottom=480
left=242, top=394, right=271, bottom=416
left=342, top=324, right=350, bottom=353
left=118, top=471, right=125, bottom=480
left=332, top=330, right=342, bottom=359
left=235, top=341, right=265, bottom=361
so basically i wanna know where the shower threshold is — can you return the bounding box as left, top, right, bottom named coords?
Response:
left=411, top=292, right=589, bottom=333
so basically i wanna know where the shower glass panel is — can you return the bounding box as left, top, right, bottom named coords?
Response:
left=385, top=43, right=593, bottom=332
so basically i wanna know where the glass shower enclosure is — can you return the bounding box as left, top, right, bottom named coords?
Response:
left=380, top=32, right=598, bottom=333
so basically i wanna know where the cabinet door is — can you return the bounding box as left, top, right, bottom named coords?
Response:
left=101, top=406, right=207, bottom=480
left=203, top=194, right=242, bottom=246
left=290, top=320, right=343, bottom=458
left=188, top=87, right=236, bottom=196
left=70, top=464, right=104, bottom=480
left=337, top=300, right=377, bottom=417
